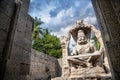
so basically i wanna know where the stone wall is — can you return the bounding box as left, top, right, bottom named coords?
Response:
left=92, top=0, right=120, bottom=79
left=0, top=0, right=15, bottom=56
left=0, top=0, right=15, bottom=79
left=0, top=0, right=34, bottom=80
left=4, top=14, right=33, bottom=80
left=56, top=59, right=62, bottom=77
left=0, top=0, right=62, bottom=80
left=28, top=49, right=60, bottom=80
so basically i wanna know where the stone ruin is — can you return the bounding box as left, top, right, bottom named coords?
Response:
left=1, top=0, right=120, bottom=80
left=52, top=20, right=111, bottom=80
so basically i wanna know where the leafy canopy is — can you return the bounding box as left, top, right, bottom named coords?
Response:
left=32, top=17, right=44, bottom=40
left=32, top=17, right=62, bottom=58
left=91, top=35, right=100, bottom=50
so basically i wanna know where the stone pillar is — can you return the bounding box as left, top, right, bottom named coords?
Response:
left=0, top=0, right=34, bottom=80
left=60, top=36, right=70, bottom=78
left=0, top=0, right=15, bottom=79
left=92, top=0, right=120, bottom=79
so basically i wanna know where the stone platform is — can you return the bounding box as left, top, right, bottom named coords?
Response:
left=52, top=66, right=111, bottom=80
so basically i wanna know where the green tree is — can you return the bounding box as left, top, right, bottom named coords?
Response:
left=91, top=35, right=100, bottom=50
left=32, top=17, right=44, bottom=40
left=32, top=31, right=62, bottom=58
left=32, top=18, right=62, bottom=58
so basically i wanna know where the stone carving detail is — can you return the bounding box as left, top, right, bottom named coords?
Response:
left=60, top=20, right=111, bottom=79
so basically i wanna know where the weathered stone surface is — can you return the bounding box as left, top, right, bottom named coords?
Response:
left=4, top=60, right=20, bottom=80
left=1, top=0, right=34, bottom=80
left=16, top=14, right=27, bottom=33
left=0, top=30, right=7, bottom=41
left=20, top=0, right=30, bottom=14
left=10, top=44, right=23, bottom=63
left=0, top=13, right=11, bottom=31
left=20, top=63, right=30, bottom=75
left=56, top=59, right=62, bottom=77
left=24, top=16, right=33, bottom=40
left=0, top=0, right=15, bottom=17
left=92, top=0, right=120, bottom=79
left=59, top=20, right=111, bottom=79
left=28, top=49, right=58, bottom=80
left=26, top=15, right=34, bottom=29
left=22, top=50, right=31, bottom=64
left=14, top=31, right=24, bottom=47
left=23, top=38, right=32, bottom=51
left=0, top=0, right=15, bottom=79
left=24, top=29, right=32, bottom=40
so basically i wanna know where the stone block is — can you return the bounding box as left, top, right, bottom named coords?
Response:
left=20, top=75, right=28, bottom=80
left=16, top=14, right=27, bottom=33
left=6, top=60, right=20, bottom=74
left=14, top=31, right=24, bottom=47
left=0, top=29, right=7, bottom=41
left=26, top=15, right=34, bottom=30
left=0, top=24, right=10, bottom=33
left=10, top=43, right=23, bottom=63
left=0, top=38, right=6, bottom=54
left=0, top=50, right=3, bottom=59
left=22, top=49, right=31, bottom=64
left=24, top=28, right=32, bottom=40
left=0, top=12, right=11, bottom=30
left=0, top=30, right=7, bottom=57
left=23, top=38, right=32, bottom=51
left=0, top=0, right=14, bottom=6
left=4, top=60, right=20, bottom=80
left=0, top=1, right=15, bottom=18
left=20, top=0, right=30, bottom=14
left=24, top=16, right=34, bottom=40
left=20, top=63, right=30, bottom=75
left=30, top=49, right=58, bottom=79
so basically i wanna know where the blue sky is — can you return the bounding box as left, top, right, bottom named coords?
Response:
left=28, top=0, right=98, bottom=47
left=29, top=0, right=98, bottom=36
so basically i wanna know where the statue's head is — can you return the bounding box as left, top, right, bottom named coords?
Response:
left=77, top=30, right=87, bottom=44
left=76, top=20, right=83, bottom=25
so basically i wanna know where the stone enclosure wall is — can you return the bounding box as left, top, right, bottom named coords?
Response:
left=28, top=49, right=61, bottom=80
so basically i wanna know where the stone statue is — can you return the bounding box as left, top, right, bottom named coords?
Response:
left=71, top=29, right=95, bottom=55
left=60, top=20, right=111, bottom=79
left=70, top=29, right=96, bottom=67
left=67, top=20, right=105, bottom=67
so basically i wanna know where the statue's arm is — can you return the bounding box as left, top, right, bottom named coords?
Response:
left=89, top=25, right=104, bottom=52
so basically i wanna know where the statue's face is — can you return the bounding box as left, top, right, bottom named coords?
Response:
left=77, top=30, right=87, bottom=44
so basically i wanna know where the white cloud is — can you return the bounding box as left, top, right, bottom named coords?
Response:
left=50, top=25, right=72, bottom=37
left=39, top=4, right=56, bottom=23
left=29, top=0, right=97, bottom=40
left=66, top=7, right=75, bottom=17
left=40, top=7, right=76, bottom=32
left=79, top=2, right=92, bottom=16
left=74, top=1, right=80, bottom=7
left=83, top=16, right=97, bottom=24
